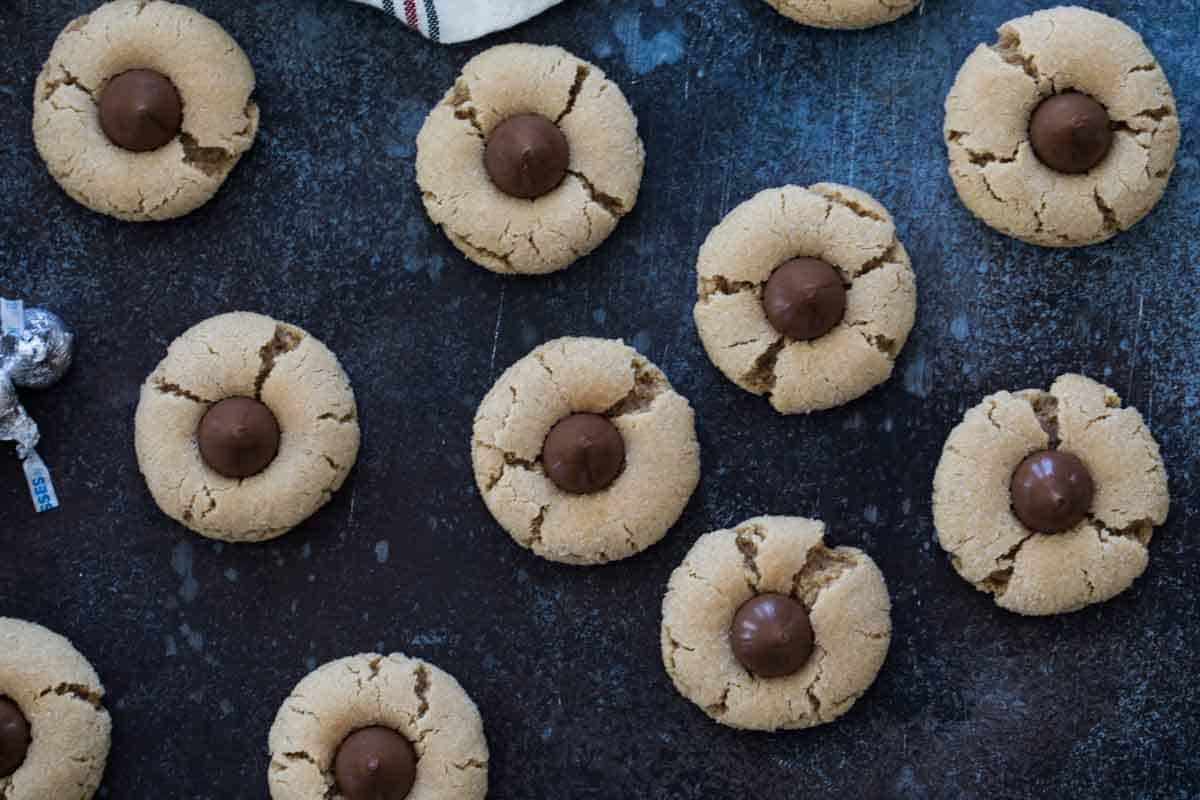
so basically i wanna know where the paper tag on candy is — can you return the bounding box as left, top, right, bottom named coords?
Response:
left=22, top=450, right=60, bottom=513
left=1, top=297, right=65, bottom=513
left=1, top=298, right=23, bottom=337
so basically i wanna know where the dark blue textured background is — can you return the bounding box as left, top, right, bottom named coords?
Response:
left=2, top=0, right=1198, bottom=797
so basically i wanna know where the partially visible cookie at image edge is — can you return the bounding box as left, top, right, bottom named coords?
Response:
left=765, top=0, right=921, bottom=30
left=944, top=6, right=1180, bottom=247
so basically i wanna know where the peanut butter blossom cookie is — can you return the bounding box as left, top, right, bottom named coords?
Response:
left=945, top=7, right=1180, bottom=247
left=661, top=517, right=891, bottom=731
left=694, top=183, right=917, bottom=414
left=0, top=618, right=111, bottom=800
left=134, top=312, right=360, bottom=543
left=268, top=653, right=488, bottom=800
left=34, top=0, right=258, bottom=221
left=416, top=44, right=644, bottom=275
left=764, top=0, right=920, bottom=30
left=933, top=374, right=1170, bottom=616
left=472, top=337, right=700, bottom=565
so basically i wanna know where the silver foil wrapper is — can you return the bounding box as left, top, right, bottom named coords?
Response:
left=5, top=308, right=75, bottom=389
left=1, top=306, right=75, bottom=459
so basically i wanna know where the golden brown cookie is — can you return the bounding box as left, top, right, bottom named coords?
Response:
left=416, top=44, right=643, bottom=275
left=268, top=653, right=487, bottom=800
left=661, top=516, right=892, bottom=731
left=472, top=337, right=700, bottom=565
left=34, top=0, right=258, bottom=221
left=945, top=7, right=1179, bottom=247
left=694, top=183, right=917, bottom=414
left=765, top=0, right=920, bottom=30
left=933, top=374, right=1169, bottom=615
left=134, top=312, right=360, bottom=543
left=0, top=618, right=111, bottom=800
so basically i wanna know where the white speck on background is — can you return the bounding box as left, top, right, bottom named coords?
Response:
left=171, top=540, right=199, bottom=603
left=375, top=540, right=390, bottom=564
left=950, top=314, right=970, bottom=340
left=612, top=12, right=685, bottom=76
left=179, top=624, right=203, bottom=651
left=903, top=350, right=932, bottom=398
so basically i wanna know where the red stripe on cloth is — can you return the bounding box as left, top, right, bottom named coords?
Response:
left=403, top=0, right=418, bottom=28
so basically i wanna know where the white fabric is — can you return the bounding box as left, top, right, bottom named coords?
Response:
left=349, top=0, right=566, bottom=44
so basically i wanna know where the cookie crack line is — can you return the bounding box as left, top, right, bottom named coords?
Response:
left=742, top=337, right=785, bottom=395
left=254, top=325, right=304, bottom=399
left=153, top=377, right=210, bottom=404
left=475, top=441, right=539, bottom=491
left=947, top=131, right=1018, bottom=166
left=1027, top=391, right=1060, bottom=446
left=705, top=684, right=731, bottom=717
left=663, top=626, right=695, bottom=674
left=606, top=359, right=666, bottom=417
left=698, top=274, right=759, bottom=301
left=566, top=170, right=626, bottom=217
left=804, top=642, right=829, bottom=721
left=555, top=64, right=590, bottom=124
left=857, top=239, right=900, bottom=277
left=448, top=81, right=485, bottom=139
left=1093, top=188, right=1120, bottom=233
left=980, top=530, right=1038, bottom=597
left=994, top=27, right=1049, bottom=89
left=734, top=523, right=765, bottom=592
left=1088, top=514, right=1155, bottom=547
left=411, top=662, right=435, bottom=745
left=39, top=682, right=104, bottom=708
left=317, top=411, right=356, bottom=424
left=1081, top=565, right=1095, bottom=600
left=280, top=750, right=318, bottom=766
left=790, top=545, right=859, bottom=608
left=41, top=63, right=96, bottom=101
left=180, top=132, right=240, bottom=177
left=450, top=230, right=518, bottom=271
left=528, top=504, right=550, bottom=547
left=813, top=186, right=886, bottom=222
left=857, top=329, right=898, bottom=358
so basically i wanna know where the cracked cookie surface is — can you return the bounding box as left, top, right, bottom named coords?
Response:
left=416, top=44, right=643, bottom=275
left=268, top=653, right=488, bottom=800
left=472, top=337, right=700, bottom=565
left=0, top=618, right=111, bottom=800
left=944, top=6, right=1179, bottom=247
left=33, top=0, right=259, bottom=222
left=933, top=374, right=1170, bottom=616
left=134, top=312, right=360, bottom=543
left=694, top=183, right=917, bottom=414
left=765, top=0, right=920, bottom=30
left=661, top=517, right=891, bottom=731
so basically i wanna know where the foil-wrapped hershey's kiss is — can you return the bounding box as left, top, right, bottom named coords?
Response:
left=1, top=303, right=74, bottom=460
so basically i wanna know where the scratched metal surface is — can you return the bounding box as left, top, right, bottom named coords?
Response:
left=2, top=0, right=1199, bottom=797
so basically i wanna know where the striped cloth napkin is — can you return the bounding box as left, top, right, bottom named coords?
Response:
left=349, top=0, right=566, bottom=43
